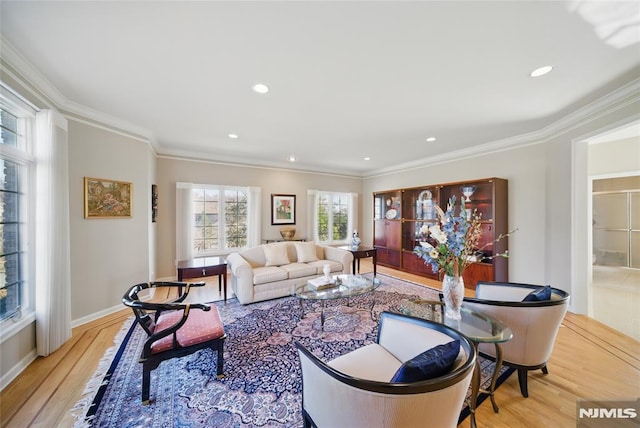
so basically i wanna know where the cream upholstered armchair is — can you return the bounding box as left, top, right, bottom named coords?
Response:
left=461, top=281, right=570, bottom=398
left=295, top=311, right=475, bottom=428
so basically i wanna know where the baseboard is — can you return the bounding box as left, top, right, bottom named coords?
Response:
left=71, top=303, right=125, bottom=329
left=70, top=276, right=176, bottom=328
left=1, top=348, right=37, bottom=392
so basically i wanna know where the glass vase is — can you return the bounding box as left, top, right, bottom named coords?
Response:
left=442, top=274, right=464, bottom=320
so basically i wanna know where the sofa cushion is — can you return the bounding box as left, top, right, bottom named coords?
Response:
left=281, top=263, right=318, bottom=279
left=253, top=266, right=288, bottom=285
left=390, top=340, right=460, bottom=383
left=294, top=241, right=319, bottom=263
left=264, top=243, right=290, bottom=267
left=306, top=260, right=343, bottom=275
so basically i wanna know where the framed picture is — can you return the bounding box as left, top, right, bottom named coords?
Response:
left=271, top=194, right=296, bottom=225
left=151, top=184, right=158, bottom=222
left=84, top=177, right=132, bottom=218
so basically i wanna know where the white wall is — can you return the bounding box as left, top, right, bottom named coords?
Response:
left=362, top=144, right=547, bottom=286
left=589, top=136, right=640, bottom=175
left=362, top=95, right=640, bottom=315
left=154, top=157, right=363, bottom=279
left=67, top=120, right=155, bottom=322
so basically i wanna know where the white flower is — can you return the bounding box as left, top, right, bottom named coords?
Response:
left=419, top=225, right=430, bottom=235
left=429, top=225, right=447, bottom=244
left=429, top=249, right=439, bottom=259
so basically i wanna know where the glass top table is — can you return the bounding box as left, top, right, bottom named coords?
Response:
left=400, top=299, right=513, bottom=428
left=400, top=299, right=512, bottom=343
left=293, top=274, right=382, bottom=329
left=293, top=274, right=381, bottom=300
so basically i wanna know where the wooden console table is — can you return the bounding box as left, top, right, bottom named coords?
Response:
left=177, top=256, right=228, bottom=301
left=338, top=245, right=377, bottom=277
left=262, top=237, right=307, bottom=244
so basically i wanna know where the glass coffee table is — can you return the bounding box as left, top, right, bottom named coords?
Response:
left=400, top=299, right=512, bottom=428
left=293, top=274, right=382, bottom=329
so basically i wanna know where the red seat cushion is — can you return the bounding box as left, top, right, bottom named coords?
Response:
left=150, top=305, right=224, bottom=354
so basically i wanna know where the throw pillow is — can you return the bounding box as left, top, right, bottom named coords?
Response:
left=295, top=241, right=319, bottom=263
left=264, top=243, right=290, bottom=267
left=390, top=340, right=460, bottom=383
left=522, top=285, right=552, bottom=302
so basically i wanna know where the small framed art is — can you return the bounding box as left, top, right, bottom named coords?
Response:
left=271, top=194, right=296, bottom=225
left=151, top=184, right=158, bottom=222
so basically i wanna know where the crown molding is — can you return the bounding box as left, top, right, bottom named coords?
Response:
left=157, top=151, right=363, bottom=179
left=0, top=35, right=159, bottom=153
left=2, top=33, right=638, bottom=179
left=364, top=77, right=640, bottom=179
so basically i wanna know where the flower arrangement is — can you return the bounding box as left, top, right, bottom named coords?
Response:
left=414, top=195, right=513, bottom=277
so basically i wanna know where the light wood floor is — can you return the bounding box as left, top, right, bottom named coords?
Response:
left=1, top=262, right=639, bottom=427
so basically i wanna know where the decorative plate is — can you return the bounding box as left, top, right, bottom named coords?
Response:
left=385, top=209, right=397, bottom=219
left=418, top=190, right=432, bottom=201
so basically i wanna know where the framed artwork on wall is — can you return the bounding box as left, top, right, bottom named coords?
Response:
left=84, top=177, right=132, bottom=218
left=271, top=194, right=296, bottom=225
left=151, top=184, right=158, bottom=222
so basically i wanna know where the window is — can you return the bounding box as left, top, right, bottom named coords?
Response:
left=0, top=100, right=34, bottom=322
left=313, top=191, right=357, bottom=245
left=192, top=186, right=248, bottom=254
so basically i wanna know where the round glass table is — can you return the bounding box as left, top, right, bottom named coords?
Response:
left=400, top=299, right=513, bottom=428
left=293, top=274, right=382, bottom=329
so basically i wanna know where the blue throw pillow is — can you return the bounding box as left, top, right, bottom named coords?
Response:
left=390, top=340, right=460, bottom=383
left=522, top=285, right=552, bottom=302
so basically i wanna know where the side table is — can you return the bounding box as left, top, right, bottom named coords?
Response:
left=262, top=237, right=307, bottom=243
left=177, top=256, right=228, bottom=301
left=338, top=245, right=377, bottom=277
left=400, top=299, right=512, bottom=428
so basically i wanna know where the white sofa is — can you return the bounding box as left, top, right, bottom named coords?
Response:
left=227, top=241, right=353, bottom=304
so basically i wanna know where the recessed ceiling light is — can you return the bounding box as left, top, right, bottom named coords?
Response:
left=530, top=66, right=553, bottom=77
left=425, top=137, right=436, bottom=142
left=252, top=83, right=269, bottom=94
left=228, top=133, right=239, bottom=139
left=364, top=157, right=371, bottom=161
left=288, top=156, right=296, bottom=162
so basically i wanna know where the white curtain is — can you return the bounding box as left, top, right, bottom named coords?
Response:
left=307, top=189, right=318, bottom=242
left=247, top=186, right=262, bottom=247
left=35, top=110, right=71, bottom=356
left=348, top=192, right=359, bottom=238
left=175, top=182, right=194, bottom=264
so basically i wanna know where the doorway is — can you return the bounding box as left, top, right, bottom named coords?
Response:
left=582, top=121, right=640, bottom=340
left=591, top=175, right=640, bottom=340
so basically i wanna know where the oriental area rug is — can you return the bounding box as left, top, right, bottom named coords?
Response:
left=73, top=273, right=514, bottom=427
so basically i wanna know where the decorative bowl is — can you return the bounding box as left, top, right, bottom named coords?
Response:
left=279, top=227, right=296, bottom=240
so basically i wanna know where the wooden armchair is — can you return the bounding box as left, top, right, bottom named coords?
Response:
left=122, top=281, right=227, bottom=404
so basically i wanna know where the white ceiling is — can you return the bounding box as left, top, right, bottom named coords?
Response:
left=1, top=1, right=639, bottom=176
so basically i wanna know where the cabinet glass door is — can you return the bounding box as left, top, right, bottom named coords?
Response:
left=440, top=181, right=493, bottom=221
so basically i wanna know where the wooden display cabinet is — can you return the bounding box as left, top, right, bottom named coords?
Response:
left=373, top=190, right=402, bottom=269
left=400, top=186, right=440, bottom=279
left=373, top=178, right=508, bottom=289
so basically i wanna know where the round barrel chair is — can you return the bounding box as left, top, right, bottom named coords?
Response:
left=295, top=311, right=476, bottom=428
left=461, top=281, right=570, bottom=398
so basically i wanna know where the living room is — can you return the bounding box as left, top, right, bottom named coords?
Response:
left=1, top=1, right=639, bottom=427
